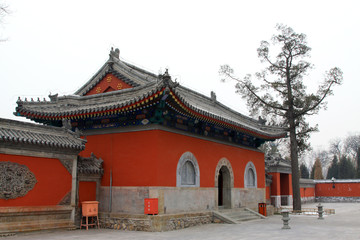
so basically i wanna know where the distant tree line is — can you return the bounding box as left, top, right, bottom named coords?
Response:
left=299, top=134, right=360, bottom=179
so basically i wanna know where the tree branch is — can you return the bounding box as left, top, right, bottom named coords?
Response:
left=224, top=71, right=288, bottom=112
left=297, top=67, right=343, bottom=117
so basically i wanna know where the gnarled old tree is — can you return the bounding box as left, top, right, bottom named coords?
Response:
left=220, top=24, right=343, bottom=211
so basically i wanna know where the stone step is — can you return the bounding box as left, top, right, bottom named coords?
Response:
left=232, top=214, right=260, bottom=221
left=227, top=211, right=252, bottom=216
left=0, top=219, right=75, bottom=234
left=215, top=208, right=265, bottom=224
left=228, top=213, right=259, bottom=220
left=218, top=207, right=246, bottom=213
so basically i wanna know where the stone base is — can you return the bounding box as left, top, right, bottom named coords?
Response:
left=316, top=196, right=360, bottom=203
left=100, top=186, right=266, bottom=215
left=266, top=205, right=275, bottom=216
left=0, top=205, right=74, bottom=234
left=99, top=211, right=217, bottom=231
left=301, top=196, right=315, bottom=204
left=271, top=196, right=281, bottom=208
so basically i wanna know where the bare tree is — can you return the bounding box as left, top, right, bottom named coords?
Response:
left=259, top=138, right=289, bottom=158
left=0, top=2, right=9, bottom=42
left=329, top=138, right=342, bottom=160
left=220, top=24, right=343, bottom=210
left=329, top=134, right=360, bottom=165
left=344, top=134, right=360, bottom=163
left=0, top=4, right=8, bottom=19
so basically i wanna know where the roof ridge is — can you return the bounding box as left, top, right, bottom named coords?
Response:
left=0, top=118, right=86, bottom=150
left=74, top=50, right=159, bottom=96
left=0, top=118, right=83, bottom=138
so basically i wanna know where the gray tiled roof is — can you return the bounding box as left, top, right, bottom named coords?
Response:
left=174, top=85, right=285, bottom=138
left=265, top=155, right=291, bottom=168
left=0, top=118, right=86, bottom=150
left=77, top=153, right=104, bottom=175
left=75, top=50, right=158, bottom=96
left=16, top=80, right=161, bottom=117
left=15, top=49, right=286, bottom=140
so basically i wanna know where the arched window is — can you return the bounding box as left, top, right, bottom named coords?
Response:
left=176, top=152, right=200, bottom=187
left=244, top=161, right=257, bottom=188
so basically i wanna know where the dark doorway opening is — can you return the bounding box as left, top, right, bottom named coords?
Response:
left=218, top=166, right=231, bottom=208
left=218, top=170, right=223, bottom=206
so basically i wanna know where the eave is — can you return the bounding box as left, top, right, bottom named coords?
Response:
left=166, top=89, right=286, bottom=140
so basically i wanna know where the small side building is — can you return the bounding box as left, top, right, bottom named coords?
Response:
left=0, top=118, right=86, bottom=234
left=266, top=155, right=292, bottom=208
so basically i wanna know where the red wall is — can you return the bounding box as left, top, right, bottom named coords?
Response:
left=78, top=181, right=97, bottom=205
left=270, top=172, right=280, bottom=195
left=0, top=154, right=71, bottom=206
left=316, top=183, right=360, bottom=197
left=300, top=187, right=315, bottom=198
left=80, top=130, right=265, bottom=188
left=280, top=173, right=292, bottom=195
left=266, top=186, right=271, bottom=200
left=85, top=73, right=133, bottom=96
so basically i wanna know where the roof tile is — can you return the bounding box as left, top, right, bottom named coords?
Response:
left=0, top=118, right=86, bottom=150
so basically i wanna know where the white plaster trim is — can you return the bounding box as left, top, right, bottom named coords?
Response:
left=214, top=158, right=234, bottom=188
left=301, top=196, right=315, bottom=203
left=271, top=195, right=281, bottom=208
left=287, top=195, right=293, bottom=206
left=315, top=179, right=360, bottom=183
left=176, top=152, right=200, bottom=187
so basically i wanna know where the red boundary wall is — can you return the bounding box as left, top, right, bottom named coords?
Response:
left=315, top=180, right=360, bottom=197
left=0, top=153, right=72, bottom=206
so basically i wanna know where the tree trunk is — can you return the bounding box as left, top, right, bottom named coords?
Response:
left=286, top=62, right=301, bottom=211
left=289, top=118, right=301, bottom=211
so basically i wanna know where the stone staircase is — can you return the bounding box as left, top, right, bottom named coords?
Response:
left=213, top=207, right=266, bottom=224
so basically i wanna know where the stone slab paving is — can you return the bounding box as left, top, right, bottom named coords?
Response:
left=4, top=203, right=360, bottom=240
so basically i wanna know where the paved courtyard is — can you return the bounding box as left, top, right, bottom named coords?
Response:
left=5, top=203, right=360, bottom=240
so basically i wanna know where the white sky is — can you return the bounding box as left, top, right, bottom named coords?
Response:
left=1, top=0, right=359, bottom=150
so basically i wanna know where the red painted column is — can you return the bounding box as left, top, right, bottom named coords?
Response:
left=270, top=172, right=281, bottom=207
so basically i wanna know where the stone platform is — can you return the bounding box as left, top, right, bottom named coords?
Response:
left=0, top=206, right=74, bottom=235
left=99, top=211, right=215, bottom=231
left=4, top=203, right=360, bottom=240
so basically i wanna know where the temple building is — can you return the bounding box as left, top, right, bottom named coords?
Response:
left=1, top=48, right=287, bottom=232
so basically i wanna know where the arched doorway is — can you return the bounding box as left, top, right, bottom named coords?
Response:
left=218, top=166, right=231, bottom=207
left=215, top=158, right=234, bottom=209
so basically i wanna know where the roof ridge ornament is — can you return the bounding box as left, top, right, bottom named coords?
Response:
left=210, top=91, right=217, bottom=102
left=109, top=47, right=120, bottom=60
left=49, top=93, right=58, bottom=102
left=163, top=68, right=171, bottom=81
left=258, top=116, right=267, bottom=125
left=159, top=68, right=179, bottom=88
left=62, top=118, right=72, bottom=130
